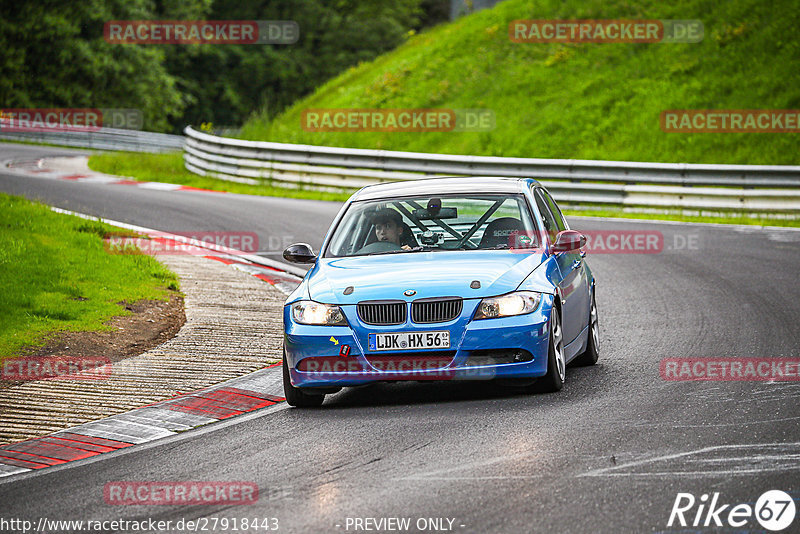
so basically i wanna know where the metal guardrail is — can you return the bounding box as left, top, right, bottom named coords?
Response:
left=0, top=127, right=183, bottom=153
left=4, top=124, right=797, bottom=212
left=183, top=126, right=800, bottom=213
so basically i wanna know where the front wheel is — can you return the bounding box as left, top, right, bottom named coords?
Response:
left=537, top=306, right=565, bottom=392
left=282, top=352, right=325, bottom=407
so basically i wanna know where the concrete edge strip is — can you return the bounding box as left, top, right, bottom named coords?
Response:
left=3, top=156, right=220, bottom=193
left=0, top=363, right=284, bottom=478
left=0, top=196, right=302, bottom=479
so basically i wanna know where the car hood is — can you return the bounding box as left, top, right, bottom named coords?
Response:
left=306, top=250, right=546, bottom=304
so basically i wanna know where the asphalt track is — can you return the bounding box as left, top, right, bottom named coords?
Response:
left=1, top=143, right=799, bottom=533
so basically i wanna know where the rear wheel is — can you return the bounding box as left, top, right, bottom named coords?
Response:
left=282, top=352, right=325, bottom=407
left=537, top=306, right=565, bottom=392
left=572, top=290, right=599, bottom=367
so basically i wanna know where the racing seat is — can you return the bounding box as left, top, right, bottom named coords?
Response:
left=400, top=223, right=420, bottom=248
left=478, top=217, right=524, bottom=249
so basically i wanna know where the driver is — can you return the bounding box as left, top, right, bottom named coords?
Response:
left=371, top=208, right=411, bottom=250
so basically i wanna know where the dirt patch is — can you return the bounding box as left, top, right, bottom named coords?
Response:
left=0, top=292, right=185, bottom=389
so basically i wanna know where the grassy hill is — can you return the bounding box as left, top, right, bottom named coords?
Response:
left=239, top=0, right=800, bottom=164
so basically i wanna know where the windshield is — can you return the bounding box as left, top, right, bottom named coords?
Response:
left=325, top=194, right=539, bottom=258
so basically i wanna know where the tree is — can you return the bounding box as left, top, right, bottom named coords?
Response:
left=0, top=0, right=183, bottom=131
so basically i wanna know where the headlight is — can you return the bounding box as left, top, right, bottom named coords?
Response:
left=474, top=291, right=541, bottom=319
left=291, top=300, right=348, bottom=326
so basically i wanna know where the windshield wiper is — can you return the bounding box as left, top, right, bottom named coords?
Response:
left=366, top=246, right=431, bottom=256
left=487, top=244, right=541, bottom=250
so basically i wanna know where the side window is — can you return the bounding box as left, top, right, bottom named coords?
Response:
left=534, top=189, right=559, bottom=236
left=541, top=189, right=568, bottom=231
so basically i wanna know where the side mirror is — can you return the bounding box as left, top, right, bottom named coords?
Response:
left=553, top=230, right=586, bottom=253
left=283, top=243, right=317, bottom=264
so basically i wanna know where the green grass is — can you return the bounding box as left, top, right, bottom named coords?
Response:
left=563, top=207, right=800, bottom=227
left=240, top=0, right=800, bottom=165
left=0, top=194, right=180, bottom=360
left=88, top=152, right=352, bottom=202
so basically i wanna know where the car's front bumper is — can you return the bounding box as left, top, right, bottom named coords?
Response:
left=284, top=295, right=554, bottom=388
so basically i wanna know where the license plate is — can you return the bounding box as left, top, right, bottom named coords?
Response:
left=368, top=331, right=450, bottom=351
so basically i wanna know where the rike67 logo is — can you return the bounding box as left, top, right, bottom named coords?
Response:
left=668, top=490, right=796, bottom=531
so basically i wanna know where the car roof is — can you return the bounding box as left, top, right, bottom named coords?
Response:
left=350, top=177, right=542, bottom=201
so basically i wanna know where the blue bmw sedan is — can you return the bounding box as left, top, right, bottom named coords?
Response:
left=281, top=177, right=598, bottom=406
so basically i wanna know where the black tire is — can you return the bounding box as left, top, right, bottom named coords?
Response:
left=282, top=353, right=325, bottom=407
left=572, top=290, right=599, bottom=367
left=536, top=305, right=565, bottom=393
